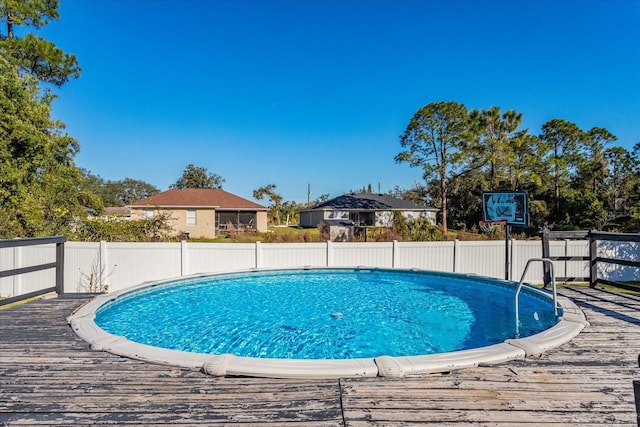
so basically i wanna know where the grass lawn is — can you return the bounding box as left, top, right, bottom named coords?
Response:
left=553, top=281, right=640, bottom=297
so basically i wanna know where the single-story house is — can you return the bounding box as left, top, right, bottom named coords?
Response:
left=129, top=188, right=268, bottom=239
left=299, top=193, right=438, bottom=228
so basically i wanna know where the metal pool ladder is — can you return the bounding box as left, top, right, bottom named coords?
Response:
left=515, top=258, right=558, bottom=331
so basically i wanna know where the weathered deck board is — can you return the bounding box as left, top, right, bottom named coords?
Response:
left=341, top=287, right=640, bottom=425
left=1, top=288, right=639, bottom=425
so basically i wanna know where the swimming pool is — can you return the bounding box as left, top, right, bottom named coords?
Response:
left=68, top=267, right=588, bottom=378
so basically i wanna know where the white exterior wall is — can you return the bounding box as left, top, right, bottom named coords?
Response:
left=402, top=210, right=437, bottom=224
left=374, top=211, right=393, bottom=227
left=4, top=239, right=637, bottom=297
left=300, top=209, right=438, bottom=228
left=299, top=211, right=325, bottom=228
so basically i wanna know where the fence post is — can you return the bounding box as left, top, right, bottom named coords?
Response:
left=505, top=225, right=510, bottom=280
left=541, top=228, right=551, bottom=288
left=55, top=239, right=65, bottom=295
left=563, top=238, right=570, bottom=283
left=634, top=355, right=640, bottom=427
left=635, top=380, right=640, bottom=427
left=99, top=240, right=107, bottom=287
left=392, top=240, right=399, bottom=268
left=181, top=240, right=188, bottom=276
left=453, top=239, right=460, bottom=273
left=510, top=238, right=516, bottom=281
left=13, top=246, right=22, bottom=297
left=255, top=241, right=262, bottom=269
left=326, top=241, right=333, bottom=267
left=589, top=231, right=597, bottom=288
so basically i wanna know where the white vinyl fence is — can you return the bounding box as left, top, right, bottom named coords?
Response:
left=0, top=242, right=58, bottom=298
left=2, top=239, right=602, bottom=296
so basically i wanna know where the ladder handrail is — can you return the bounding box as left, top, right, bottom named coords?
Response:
left=515, top=258, right=558, bottom=335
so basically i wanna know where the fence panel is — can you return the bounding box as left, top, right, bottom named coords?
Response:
left=395, top=242, right=455, bottom=272
left=331, top=242, right=394, bottom=268
left=0, top=244, right=56, bottom=297
left=456, top=241, right=506, bottom=278
left=56, top=238, right=621, bottom=294
left=19, top=245, right=57, bottom=294
left=260, top=243, right=328, bottom=268
left=566, top=240, right=590, bottom=281
left=188, top=243, right=257, bottom=275
left=64, top=242, right=100, bottom=293
left=0, top=246, right=15, bottom=297
left=511, top=241, right=543, bottom=283
left=106, top=243, right=182, bottom=291
left=597, top=239, right=640, bottom=282
left=0, top=237, right=65, bottom=303
left=543, top=241, right=573, bottom=281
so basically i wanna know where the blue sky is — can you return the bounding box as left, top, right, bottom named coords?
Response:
left=39, top=0, right=640, bottom=203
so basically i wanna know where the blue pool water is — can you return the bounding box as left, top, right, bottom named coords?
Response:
left=95, top=269, right=558, bottom=360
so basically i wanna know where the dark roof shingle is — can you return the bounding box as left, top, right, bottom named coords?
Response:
left=308, top=193, right=435, bottom=211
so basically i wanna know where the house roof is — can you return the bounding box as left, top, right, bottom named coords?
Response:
left=304, top=193, right=437, bottom=211
left=129, top=188, right=267, bottom=210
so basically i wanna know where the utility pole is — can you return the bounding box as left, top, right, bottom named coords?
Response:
left=307, top=183, right=311, bottom=205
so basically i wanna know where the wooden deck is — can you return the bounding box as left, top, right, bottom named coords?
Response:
left=1, top=287, right=639, bottom=425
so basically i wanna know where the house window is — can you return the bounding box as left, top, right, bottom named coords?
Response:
left=186, top=210, right=196, bottom=226
left=144, top=209, right=154, bottom=219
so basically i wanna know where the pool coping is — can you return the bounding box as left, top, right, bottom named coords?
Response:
left=67, top=268, right=589, bottom=379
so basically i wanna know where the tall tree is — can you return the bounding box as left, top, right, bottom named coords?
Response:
left=104, top=178, right=160, bottom=205
left=396, top=101, right=473, bottom=233
left=503, top=130, right=552, bottom=229
left=539, top=119, right=586, bottom=220
left=575, top=127, right=616, bottom=195
left=469, top=106, right=523, bottom=189
left=389, top=183, right=431, bottom=206
left=628, top=143, right=640, bottom=227
left=442, top=169, right=488, bottom=230
left=171, top=164, right=224, bottom=189
left=0, top=0, right=81, bottom=86
left=253, top=184, right=283, bottom=225
left=509, top=130, right=547, bottom=192
left=0, top=57, right=83, bottom=237
left=81, top=170, right=160, bottom=206
left=604, top=145, right=640, bottom=221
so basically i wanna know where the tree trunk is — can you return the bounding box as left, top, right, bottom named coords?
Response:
left=7, top=18, right=14, bottom=39
left=440, top=177, right=448, bottom=234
